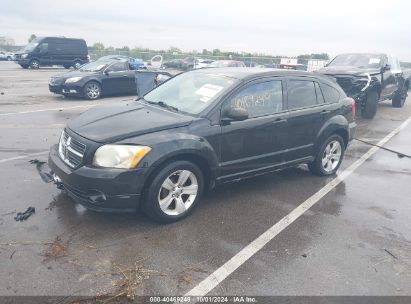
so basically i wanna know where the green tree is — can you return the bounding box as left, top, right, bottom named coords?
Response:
left=93, top=42, right=105, bottom=50
left=168, top=46, right=181, bottom=54
left=120, top=46, right=130, bottom=51
left=212, top=49, right=221, bottom=56
left=28, top=34, right=37, bottom=43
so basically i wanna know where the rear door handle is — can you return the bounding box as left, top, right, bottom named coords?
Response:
left=272, top=118, right=287, bottom=124
left=321, top=110, right=331, bottom=115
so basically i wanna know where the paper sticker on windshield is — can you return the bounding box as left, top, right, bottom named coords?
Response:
left=369, top=58, right=381, bottom=64
left=200, top=96, right=211, bottom=103
left=195, top=84, right=224, bottom=99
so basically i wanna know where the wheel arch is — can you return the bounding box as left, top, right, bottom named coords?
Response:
left=314, top=115, right=349, bottom=153
left=139, top=151, right=215, bottom=207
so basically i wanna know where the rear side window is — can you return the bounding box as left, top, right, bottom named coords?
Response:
left=228, top=80, right=283, bottom=118
left=287, top=80, right=317, bottom=109
left=51, top=39, right=87, bottom=54
left=320, top=83, right=341, bottom=103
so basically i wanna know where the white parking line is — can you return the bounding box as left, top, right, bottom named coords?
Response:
left=185, top=115, right=411, bottom=297
left=0, top=151, right=49, bottom=164
left=0, top=104, right=96, bottom=116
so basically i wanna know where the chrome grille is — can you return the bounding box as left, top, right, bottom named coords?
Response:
left=49, top=77, right=64, bottom=85
left=58, top=130, right=86, bottom=168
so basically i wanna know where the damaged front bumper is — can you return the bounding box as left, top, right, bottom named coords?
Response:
left=49, top=84, right=83, bottom=96
left=48, top=144, right=144, bottom=212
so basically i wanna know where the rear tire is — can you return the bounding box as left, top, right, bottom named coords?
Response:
left=142, top=160, right=204, bottom=223
left=308, top=134, right=345, bottom=176
left=361, top=91, right=378, bottom=119
left=29, top=59, right=40, bottom=69
left=63, top=64, right=71, bottom=69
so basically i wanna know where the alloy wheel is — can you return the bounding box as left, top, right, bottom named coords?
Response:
left=86, top=83, right=100, bottom=99
left=157, top=170, right=198, bottom=216
left=321, top=140, right=342, bottom=173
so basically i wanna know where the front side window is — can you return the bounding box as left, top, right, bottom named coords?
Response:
left=287, top=80, right=317, bottom=109
left=226, top=80, right=283, bottom=118
left=39, top=43, right=48, bottom=53
left=106, top=62, right=128, bottom=72
left=144, top=71, right=238, bottom=114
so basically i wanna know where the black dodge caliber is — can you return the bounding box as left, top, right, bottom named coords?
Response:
left=48, top=68, right=356, bottom=222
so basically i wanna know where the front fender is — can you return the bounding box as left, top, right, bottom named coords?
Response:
left=117, top=130, right=219, bottom=181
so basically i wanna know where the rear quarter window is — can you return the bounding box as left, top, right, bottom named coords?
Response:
left=320, top=83, right=341, bottom=103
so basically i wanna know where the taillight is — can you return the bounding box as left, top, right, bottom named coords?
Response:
left=350, top=97, right=356, bottom=120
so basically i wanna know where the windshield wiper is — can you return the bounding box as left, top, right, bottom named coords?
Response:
left=145, top=100, right=179, bottom=112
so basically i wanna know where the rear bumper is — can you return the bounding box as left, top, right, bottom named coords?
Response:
left=48, top=144, right=145, bottom=212
left=348, top=122, right=357, bottom=143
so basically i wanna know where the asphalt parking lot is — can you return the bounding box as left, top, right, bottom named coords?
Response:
left=0, top=61, right=410, bottom=300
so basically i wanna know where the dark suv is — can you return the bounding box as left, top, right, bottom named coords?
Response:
left=48, top=68, right=356, bottom=223
left=15, top=37, right=89, bottom=69
left=317, top=53, right=408, bottom=118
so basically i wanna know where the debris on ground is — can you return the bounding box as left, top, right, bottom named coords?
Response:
left=29, top=159, right=54, bottom=183
left=384, top=248, right=397, bottom=259
left=14, top=207, right=35, bottom=221
left=45, top=196, right=60, bottom=211
left=42, top=236, right=69, bottom=261
left=175, top=265, right=208, bottom=287
left=96, top=260, right=166, bottom=302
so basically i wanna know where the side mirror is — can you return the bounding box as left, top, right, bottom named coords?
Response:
left=223, top=107, right=249, bottom=122
left=382, top=64, right=391, bottom=72
left=104, top=70, right=111, bottom=75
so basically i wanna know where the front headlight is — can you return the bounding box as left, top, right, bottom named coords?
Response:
left=65, top=77, right=82, bottom=83
left=92, top=145, right=151, bottom=169
left=21, top=54, right=28, bottom=59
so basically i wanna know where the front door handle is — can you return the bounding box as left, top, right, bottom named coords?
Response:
left=272, top=118, right=287, bottom=124
left=321, top=110, right=331, bottom=115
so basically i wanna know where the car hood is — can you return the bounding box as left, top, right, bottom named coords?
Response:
left=52, top=70, right=98, bottom=80
left=317, top=66, right=381, bottom=77
left=67, top=101, right=193, bottom=143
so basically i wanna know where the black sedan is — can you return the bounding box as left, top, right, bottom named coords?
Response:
left=49, top=59, right=172, bottom=100
left=48, top=68, right=356, bottom=222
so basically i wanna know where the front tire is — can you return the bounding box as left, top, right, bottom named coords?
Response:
left=361, top=91, right=378, bottom=119
left=83, top=81, right=101, bottom=100
left=392, top=87, right=407, bottom=108
left=29, top=59, right=40, bottom=69
left=309, top=135, right=345, bottom=176
left=73, top=60, right=82, bottom=69
left=142, top=160, right=204, bottom=223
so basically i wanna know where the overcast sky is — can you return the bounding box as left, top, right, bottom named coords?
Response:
left=1, top=0, right=411, bottom=60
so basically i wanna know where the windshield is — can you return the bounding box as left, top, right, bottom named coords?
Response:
left=79, top=61, right=110, bottom=72
left=209, top=61, right=227, bottom=68
left=328, top=54, right=383, bottom=68
left=144, top=71, right=238, bottom=114
left=22, top=40, right=39, bottom=52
